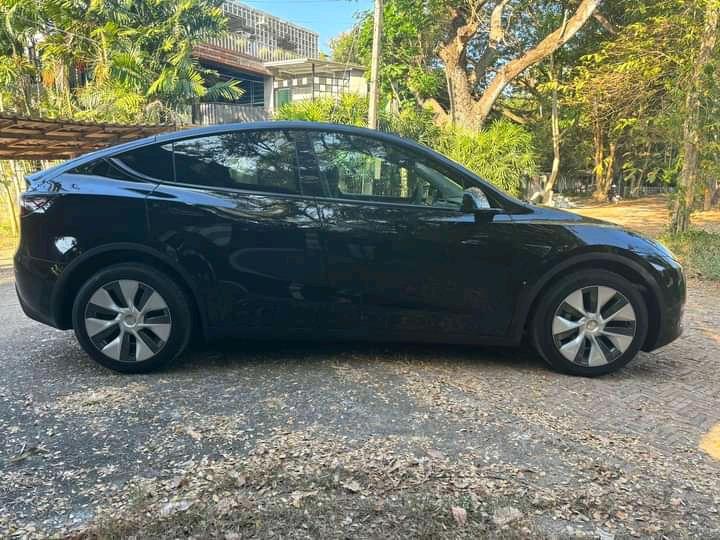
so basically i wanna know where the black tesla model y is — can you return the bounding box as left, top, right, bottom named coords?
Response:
left=14, top=122, right=685, bottom=375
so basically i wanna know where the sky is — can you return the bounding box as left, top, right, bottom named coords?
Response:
left=240, top=0, right=373, bottom=53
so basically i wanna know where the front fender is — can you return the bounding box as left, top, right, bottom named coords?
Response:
left=507, top=245, right=666, bottom=344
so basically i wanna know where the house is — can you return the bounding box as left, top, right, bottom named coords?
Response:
left=192, top=0, right=367, bottom=124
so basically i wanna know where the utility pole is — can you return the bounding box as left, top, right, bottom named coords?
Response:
left=368, top=0, right=383, bottom=129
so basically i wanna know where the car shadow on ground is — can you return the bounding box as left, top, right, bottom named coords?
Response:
left=158, top=338, right=683, bottom=385
left=170, top=338, right=551, bottom=374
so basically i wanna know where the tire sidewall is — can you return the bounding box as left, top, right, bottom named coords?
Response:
left=72, top=263, right=192, bottom=373
left=533, top=270, right=649, bottom=377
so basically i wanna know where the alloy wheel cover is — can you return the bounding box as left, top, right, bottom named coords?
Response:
left=84, top=280, right=172, bottom=362
left=552, top=285, right=637, bottom=367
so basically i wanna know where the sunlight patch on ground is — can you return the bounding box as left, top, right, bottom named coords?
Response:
left=700, top=423, right=720, bottom=461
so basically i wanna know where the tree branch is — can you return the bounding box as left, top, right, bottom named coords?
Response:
left=472, top=0, right=603, bottom=126
left=593, top=10, right=617, bottom=35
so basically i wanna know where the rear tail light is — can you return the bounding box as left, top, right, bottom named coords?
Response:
left=19, top=195, right=53, bottom=216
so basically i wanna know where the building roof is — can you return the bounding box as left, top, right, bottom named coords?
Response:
left=194, top=43, right=272, bottom=77
left=0, top=114, right=176, bottom=160
left=264, top=58, right=366, bottom=77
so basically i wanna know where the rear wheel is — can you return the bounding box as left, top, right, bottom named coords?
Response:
left=532, top=270, right=648, bottom=376
left=72, top=263, right=192, bottom=373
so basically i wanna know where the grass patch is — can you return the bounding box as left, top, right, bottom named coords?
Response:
left=659, top=229, right=720, bottom=280
left=0, top=221, right=18, bottom=250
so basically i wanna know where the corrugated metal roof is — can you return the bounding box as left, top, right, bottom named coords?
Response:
left=0, top=114, right=176, bottom=161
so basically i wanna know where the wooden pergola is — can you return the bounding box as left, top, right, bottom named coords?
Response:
left=0, top=114, right=179, bottom=161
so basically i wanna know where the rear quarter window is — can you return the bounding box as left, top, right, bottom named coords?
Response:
left=110, top=143, right=174, bottom=182
left=69, top=159, right=136, bottom=182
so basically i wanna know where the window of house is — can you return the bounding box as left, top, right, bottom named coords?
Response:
left=172, top=130, right=300, bottom=194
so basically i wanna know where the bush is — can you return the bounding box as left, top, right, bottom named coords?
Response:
left=434, top=121, right=538, bottom=197
left=276, top=98, right=538, bottom=197
left=379, top=106, right=440, bottom=147
left=659, top=230, right=720, bottom=280
left=274, top=94, right=368, bottom=126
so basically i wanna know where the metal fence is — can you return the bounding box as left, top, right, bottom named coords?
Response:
left=191, top=103, right=270, bottom=125
left=208, top=1, right=319, bottom=62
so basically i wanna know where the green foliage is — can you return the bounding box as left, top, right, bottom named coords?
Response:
left=379, top=106, right=439, bottom=146
left=434, top=122, right=538, bottom=196
left=563, top=0, right=716, bottom=196
left=276, top=98, right=536, bottom=196
left=274, top=94, right=369, bottom=126
left=0, top=0, right=242, bottom=122
left=330, top=0, right=445, bottom=105
left=660, top=230, right=720, bottom=280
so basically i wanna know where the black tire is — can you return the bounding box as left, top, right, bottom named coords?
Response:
left=72, top=263, right=192, bottom=373
left=531, top=270, right=649, bottom=377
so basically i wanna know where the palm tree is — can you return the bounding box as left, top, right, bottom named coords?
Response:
left=0, top=0, right=243, bottom=123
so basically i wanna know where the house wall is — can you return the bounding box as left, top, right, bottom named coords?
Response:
left=348, top=69, right=368, bottom=97
left=273, top=70, right=368, bottom=104
left=264, top=78, right=275, bottom=114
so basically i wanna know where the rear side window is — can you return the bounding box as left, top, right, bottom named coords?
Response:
left=172, top=130, right=299, bottom=194
left=111, top=143, right=174, bottom=182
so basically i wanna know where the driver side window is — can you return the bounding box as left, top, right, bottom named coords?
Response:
left=310, top=131, right=469, bottom=209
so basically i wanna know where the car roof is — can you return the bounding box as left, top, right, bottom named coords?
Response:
left=33, top=122, right=430, bottom=181
left=45, top=122, right=434, bottom=172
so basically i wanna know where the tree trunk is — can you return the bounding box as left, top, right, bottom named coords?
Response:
left=705, top=179, right=718, bottom=211
left=671, top=1, right=720, bottom=233
left=594, top=141, right=617, bottom=201
left=542, top=56, right=561, bottom=204
left=438, top=41, right=478, bottom=128
left=592, top=118, right=605, bottom=200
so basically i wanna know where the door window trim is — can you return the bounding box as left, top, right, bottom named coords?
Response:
left=308, top=194, right=470, bottom=213
left=150, top=177, right=322, bottom=203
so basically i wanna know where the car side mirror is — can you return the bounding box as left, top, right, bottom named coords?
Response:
left=462, top=187, right=492, bottom=213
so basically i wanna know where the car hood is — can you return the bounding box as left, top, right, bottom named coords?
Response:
left=512, top=204, right=619, bottom=227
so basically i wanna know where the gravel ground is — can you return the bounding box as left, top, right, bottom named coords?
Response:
left=1, top=274, right=719, bottom=539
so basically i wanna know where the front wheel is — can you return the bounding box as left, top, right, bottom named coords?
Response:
left=532, top=270, right=649, bottom=376
left=72, top=263, right=192, bottom=373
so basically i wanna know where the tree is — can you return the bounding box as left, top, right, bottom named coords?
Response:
left=336, top=0, right=604, bottom=130
left=434, top=0, right=602, bottom=129
left=562, top=0, right=699, bottom=200
left=0, top=0, right=242, bottom=123
left=671, top=0, right=720, bottom=232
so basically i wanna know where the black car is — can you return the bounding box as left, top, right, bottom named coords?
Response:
left=14, top=122, right=685, bottom=375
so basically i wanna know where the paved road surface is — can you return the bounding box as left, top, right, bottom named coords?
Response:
left=1, top=275, right=719, bottom=537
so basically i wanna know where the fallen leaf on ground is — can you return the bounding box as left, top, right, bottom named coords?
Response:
left=160, top=500, right=193, bottom=516
left=8, top=445, right=48, bottom=464
left=493, top=506, right=522, bottom=527
left=451, top=506, right=467, bottom=527
left=342, top=480, right=362, bottom=493
left=290, top=490, right=318, bottom=507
